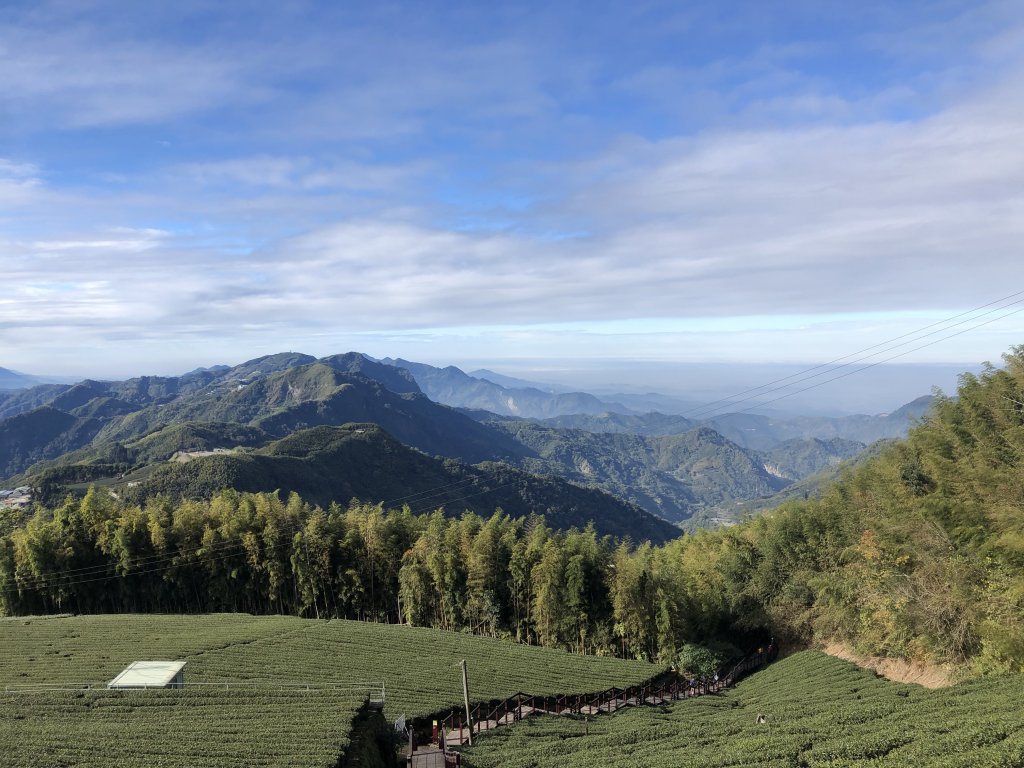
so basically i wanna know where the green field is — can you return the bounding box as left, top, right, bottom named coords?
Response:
left=458, top=650, right=1024, bottom=768
left=0, top=688, right=364, bottom=768
left=0, top=614, right=657, bottom=767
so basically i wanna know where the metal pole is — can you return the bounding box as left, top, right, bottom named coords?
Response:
left=461, top=659, right=473, bottom=746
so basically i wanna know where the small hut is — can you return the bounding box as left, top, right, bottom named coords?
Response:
left=108, top=661, right=187, bottom=689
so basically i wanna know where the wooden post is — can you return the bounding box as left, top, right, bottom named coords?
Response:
left=461, top=659, right=473, bottom=746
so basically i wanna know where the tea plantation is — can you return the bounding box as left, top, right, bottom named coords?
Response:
left=0, top=614, right=657, bottom=767
left=459, top=650, right=1024, bottom=768
left=0, top=687, right=365, bottom=768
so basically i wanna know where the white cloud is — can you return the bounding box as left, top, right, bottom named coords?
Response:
left=0, top=160, right=41, bottom=205
left=178, top=156, right=431, bottom=193
left=30, top=228, right=170, bottom=252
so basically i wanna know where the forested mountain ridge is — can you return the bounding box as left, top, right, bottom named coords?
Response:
left=759, top=436, right=867, bottom=480
left=496, top=422, right=780, bottom=522
left=0, top=354, right=528, bottom=479
left=705, top=348, right=1024, bottom=670
left=114, top=423, right=678, bottom=542
left=491, top=420, right=864, bottom=523
left=531, top=411, right=696, bottom=436
left=89, top=363, right=526, bottom=463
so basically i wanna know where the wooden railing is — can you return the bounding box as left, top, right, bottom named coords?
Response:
left=424, top=644, right=777, bottom=765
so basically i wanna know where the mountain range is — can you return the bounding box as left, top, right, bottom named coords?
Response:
left=1, top=352, right=932, bottom=536
left=378, top=357, right=631, bottom=418
left=109, top=423, right=678, bottom=543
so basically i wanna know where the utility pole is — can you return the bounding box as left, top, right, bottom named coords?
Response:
left=461, top=659, right=473, bottom=746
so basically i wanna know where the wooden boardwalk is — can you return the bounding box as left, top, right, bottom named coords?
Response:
left=408, top=647, right=777, bottom=767
left=410, top=691, right=708, bottom=765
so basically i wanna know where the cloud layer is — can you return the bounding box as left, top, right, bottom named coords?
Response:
left=2, top=1, right=1023, bottom=377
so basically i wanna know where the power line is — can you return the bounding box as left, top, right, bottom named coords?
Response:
left=680, top=293, right=1024, bottom=421
left=701, top=305, right=1024, bottom=419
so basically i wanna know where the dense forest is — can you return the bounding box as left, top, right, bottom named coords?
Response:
left=2, top=347, right=1022, bottom=673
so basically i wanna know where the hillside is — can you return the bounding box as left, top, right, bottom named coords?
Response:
left=88, top=360, right=518, bottom=460
left=495, top=421, right=819, bottom=523
left=535, top=411, right=696, bottom=436
left=686, top=438, right=892, bottom=529
left=0, top=614, right=657, bottom=768
left=459, top=650, right=1024, bottom=767
left=118, top=424, right=677, bottom=542
left=759, top=436, right=866, bottom=479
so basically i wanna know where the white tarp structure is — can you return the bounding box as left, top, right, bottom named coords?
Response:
left=108, top=661, right=186, bottom=689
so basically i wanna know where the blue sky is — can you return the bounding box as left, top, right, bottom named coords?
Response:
left=2, top=0, right=1023, bottom=391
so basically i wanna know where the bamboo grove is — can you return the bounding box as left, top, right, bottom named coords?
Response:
left=0, top=491, right=719, bottom=662
left=2, top=346, right=1023, bottom=672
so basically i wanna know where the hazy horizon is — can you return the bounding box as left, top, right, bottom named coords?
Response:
left=6, top=352, right=980, bottom=418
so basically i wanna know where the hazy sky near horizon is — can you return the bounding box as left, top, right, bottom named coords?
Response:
left=3, top=0, right=1023, bottom=384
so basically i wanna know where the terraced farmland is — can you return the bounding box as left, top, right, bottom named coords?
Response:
left=186, top=618, right=659, bottom=717
left=0, top=614, right=658, bottom=767
left=459, top=650, right=1024, bottom=768
left=0, top=688, right=364, bottom=768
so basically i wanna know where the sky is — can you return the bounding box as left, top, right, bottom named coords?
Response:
left=2, top=0, right=1023, bottom=401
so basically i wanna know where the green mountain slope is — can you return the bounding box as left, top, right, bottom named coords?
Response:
left=0, top=407, right=108, bottom=478
left=494, top=421, right=791, bottom=523
left=0, top=356, right=530, bottom=481
left=121, top=424, right=678, bottom=542
left=760, top=436, right=866, bottom=480
left=661, top=346, right=1024, bottom=669
left=0, top=384, right=71, bottom=420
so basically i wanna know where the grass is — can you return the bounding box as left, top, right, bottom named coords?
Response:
left=0, top=614, right=658, bottom=767
left=458, top=650, right=1024, bottom=768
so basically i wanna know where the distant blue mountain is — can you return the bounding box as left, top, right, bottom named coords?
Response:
left=467, top=369, right=567, bottom=393
left=0, top=367, right=55, bottom=391
left=380, top=358, right=634, bottom=418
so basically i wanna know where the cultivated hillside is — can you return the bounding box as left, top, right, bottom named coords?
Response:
left=459, top=650, right=1024, bottom=767
left=0, top=614, right=657, bottom=768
